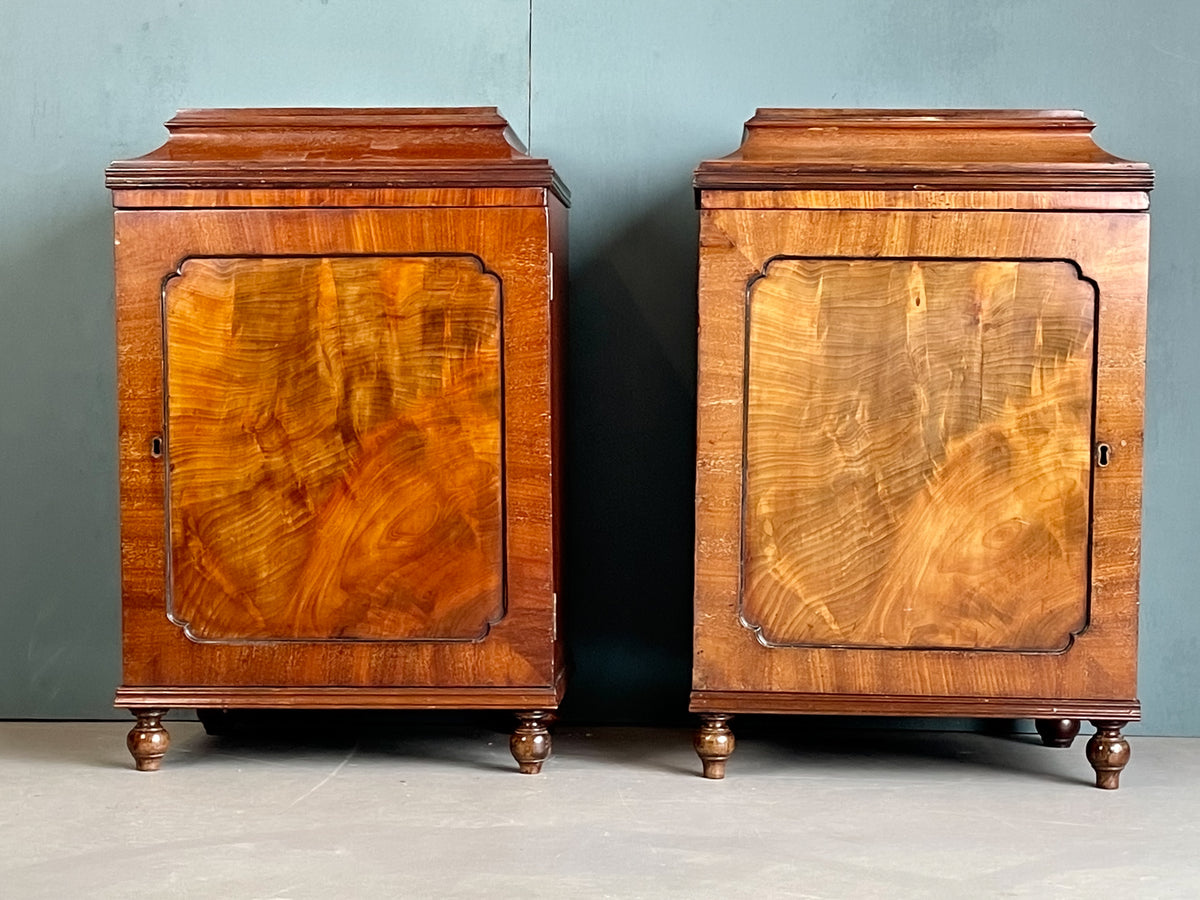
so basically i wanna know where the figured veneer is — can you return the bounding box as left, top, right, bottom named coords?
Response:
left=166, top=255, right=504, bottom=642
left=110, top=108, right=567, bottom=772
left=691, top=110, right=1150, bottom=788
left=744, top=258, right=1094, bottom=651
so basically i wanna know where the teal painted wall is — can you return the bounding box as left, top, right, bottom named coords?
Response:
left=2, top=1, right=1196, bottom=734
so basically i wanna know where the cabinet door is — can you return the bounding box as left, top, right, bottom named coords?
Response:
left=165, top=254, right=505, bottom=643
left=693, top=208, right=1146, bottom=701
left=744, top=257, right=1093, bottom=652
left=116, top=208, right=557, bottom=689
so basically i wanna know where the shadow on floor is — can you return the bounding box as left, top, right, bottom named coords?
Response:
left=720, top=716, right=1092, bottom=787
left=0, top=715, right=1095, bottom=786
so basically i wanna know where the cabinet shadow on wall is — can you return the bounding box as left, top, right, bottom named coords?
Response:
left=558, top=192, right=700, bottom=724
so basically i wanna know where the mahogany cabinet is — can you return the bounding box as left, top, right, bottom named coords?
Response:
left=108, top=108, right=567, bottom=773
left=690, top=109, right=1152, bottom=787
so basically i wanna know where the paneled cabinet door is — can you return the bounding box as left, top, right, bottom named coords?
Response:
left=116, top=207, right=558, bottom=691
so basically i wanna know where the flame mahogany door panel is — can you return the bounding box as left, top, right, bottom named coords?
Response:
left=165, top=254, right=507, bottom=644
left=690, top=110, right=1151, bottom=788
left=743, top=257, right=1095, bottom=653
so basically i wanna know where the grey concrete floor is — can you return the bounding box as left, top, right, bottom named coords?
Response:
left=0, top=721, right=1197, bottom=899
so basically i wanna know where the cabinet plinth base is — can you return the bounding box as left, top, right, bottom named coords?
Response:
left=689, top=690, right=1139, bottom=721
left=115, top=681, right=565, bottom=711
left=116, top=680, right=564, bottom=771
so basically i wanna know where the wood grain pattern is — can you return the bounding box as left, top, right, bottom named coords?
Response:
left=688, top=691, right=1139, bottom=719
left=699, top=190, right=1150, bottom=212
left=166, top=255, right=504, bottom=641
left=744, top=258, right=1095, bottom=650
left=114, top=680, right=566, bottom=709
left=695, top=109, right=1153, bottom=192
left=112, top=187, right=551, bottom=210
left=105, top=107, right=570, bottom=203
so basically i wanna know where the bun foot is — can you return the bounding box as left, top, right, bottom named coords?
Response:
left=1086, top=720, right=1130, bottom=790
left=511, top=710, right=552, bottom=775
left=127, top=708, right=170, bottom=771
left=695, top=714, right=734, bottom=779
left=1035, top=718, right=1080, bottom=748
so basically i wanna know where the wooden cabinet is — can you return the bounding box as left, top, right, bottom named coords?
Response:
left=690, top=109, right=1152, bottom=787
left=109, top=108, right=568, bottom=773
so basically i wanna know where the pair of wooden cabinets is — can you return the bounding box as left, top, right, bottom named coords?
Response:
left=110, top=108, right=1150, bottom=788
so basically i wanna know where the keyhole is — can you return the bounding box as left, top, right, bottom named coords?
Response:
left=1096, top=443, right=1111, bottom=468
left=150, top=435, right=163, bottom=459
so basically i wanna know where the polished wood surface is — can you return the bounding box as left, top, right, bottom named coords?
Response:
left=510, top=710, right=553, bottom=775
left=694, top=208, right=1146, bottom=700
left=118, top=208, right=560, bottom=690
left=114, top=680, right=565, bottom=709
left=692, top=110, right=1149, bottom=787
left=700, top=190, right=1149, bottom=212
left=695, top=109, right=1153, bottom=192
left=688, top=692, right=1139, bottom=719
left=1036, top=718, right=1081, bottom=748
left=1087, top=721, right=1131, bottom=789
left=694, top=714, right=735, bottom=779
left=167, top=255, right=503, bottom=642
left=112, top=187, right=551, bottom=210
left=126, top=709, right=170, bottom=772
left=111, top=109, right=567, bottom=771
left=744, top=259, right=1093, bottom=651
left=106, top=107, right=569, bottom=203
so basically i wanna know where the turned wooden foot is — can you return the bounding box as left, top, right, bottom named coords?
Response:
left=694, top=714, right=735, bottom=779
left=510, top=710, right=552, bottom=775
left=127, top=708, right=170, bottom=771
left=1035, top=718, right=1080, bottom=748
left=1086, top=720, right=1130, bottom=790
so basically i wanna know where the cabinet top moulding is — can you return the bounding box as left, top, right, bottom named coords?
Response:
left=106, top=107, right=569, bottom=204
left=694, top=108, right=1153, bottom=195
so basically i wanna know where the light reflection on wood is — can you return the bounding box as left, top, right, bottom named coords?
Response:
left=743, top=259, right=1093, bottom=650
left=166, top=255, right=503, bottom=641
